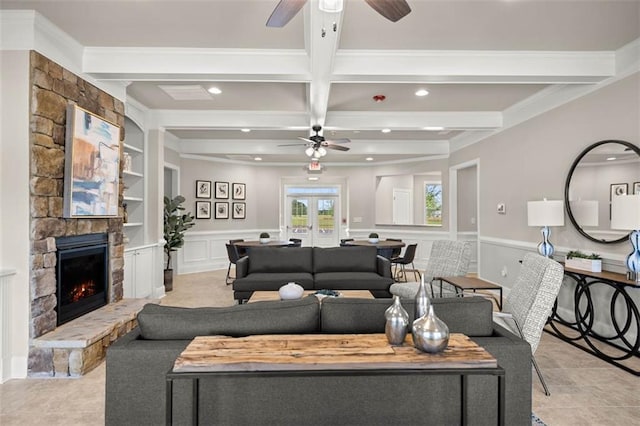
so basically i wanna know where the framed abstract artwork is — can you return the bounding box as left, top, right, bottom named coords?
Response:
left=215, top=202, right=229, bottom=219
left=195, top=180, right=211, bottom=198
left=63, top=103, right=121, bottom=218
left=232, top=183, right=246, bottom=200
left=634, top=182, right=640, bottom=195
left=215, top=181, right=229, bottom=199
left=196, top=201, right=211, bottom=219
left=232, top=202, right=246, bottom=219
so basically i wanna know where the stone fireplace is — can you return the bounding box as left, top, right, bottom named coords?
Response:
left=27, top=51, right=129, bottom=377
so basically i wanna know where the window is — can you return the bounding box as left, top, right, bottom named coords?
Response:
left=425, top=182, right=442, bottom=226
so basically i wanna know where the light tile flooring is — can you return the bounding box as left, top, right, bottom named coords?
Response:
left=1, top=269, right=639, bottom=425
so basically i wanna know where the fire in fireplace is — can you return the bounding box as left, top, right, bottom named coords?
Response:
left=56, top=233, right=109, bottom=325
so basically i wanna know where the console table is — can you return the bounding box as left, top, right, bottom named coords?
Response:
left=546, top=266, right=640, bottom=375
left=166, top=333, right=505, bottom=425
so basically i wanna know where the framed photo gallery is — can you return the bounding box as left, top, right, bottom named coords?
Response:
left=195, top=180, right=246, bottom=219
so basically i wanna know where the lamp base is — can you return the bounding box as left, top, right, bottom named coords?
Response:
left=625, top=229, right=640, bottom=283
left=537, top=226, right=555, bottom=258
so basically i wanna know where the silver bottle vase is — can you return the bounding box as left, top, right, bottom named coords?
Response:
left=412, top=305, right=450, bottom=353
left=385, top=296, right=409, bottom=345
left=414, top=276, right=430, bottom=319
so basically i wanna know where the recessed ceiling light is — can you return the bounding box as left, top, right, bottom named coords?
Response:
left=207, top=87, right=222, bottom=95
left=254, top=157, right=262, bottom=161
left=308, top=176, right=319, bottom=181
left=365, top=157, right=374, bottom=161
left=241, top=128, right=251, bottom=133
left=381, top=128, right=391, bottom=133
left=423, top=126, right=444, bottom=131
left=415, top=89, right=429, bottom=97
left=606, top=157, right=616, bottom=161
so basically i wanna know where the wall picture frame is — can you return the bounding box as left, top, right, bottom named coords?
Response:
left=63, top=103, right=122, bottom=218
left=232, top=183, right=246, bottom=200
left=215, top=202, right=229, bottom=219
left=610, top=183, right=628, bottom=200
left=634, top=182, right=640, bottom=195
left=195, top=180, right=211, bottom=198
left=215, top=181, right=229, bottom=199
left=195, top=201, right=211, bottom=219
left=232, top=202, right=246, bottom=219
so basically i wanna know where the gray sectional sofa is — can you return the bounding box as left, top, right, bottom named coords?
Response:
left=105, top=296, right=532, bottom=426
left=233, top=246, right=394, bottom=302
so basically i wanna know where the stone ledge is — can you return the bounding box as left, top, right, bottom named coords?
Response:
left=29, top=298, right=156, bottom=377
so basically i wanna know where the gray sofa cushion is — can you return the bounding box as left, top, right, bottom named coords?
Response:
left=313, top=246, right=377, bottom=273
left=137, top=297, right=320, bottom=340
left=314, top=272, right=393, bottom=291
left=248, top=247, right=313, bottom=273
left=233, top=272, right=315, bottom=291
left=320, top=297, right=494, bottom=336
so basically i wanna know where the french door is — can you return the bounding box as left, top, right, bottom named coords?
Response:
left=285, top=187, right=340, bottom=247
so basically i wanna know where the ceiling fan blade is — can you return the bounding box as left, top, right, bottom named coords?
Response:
left=298, top=137, right=314, bottom=143
left=266, top=0, right=308, bottom=27
left=278, top=143, right=307, bottom=147
left=323, top=138, right=351, bottom=144
left=364, top=0, right=411, bottom=22
left=325, top=144, right=350, bottom=152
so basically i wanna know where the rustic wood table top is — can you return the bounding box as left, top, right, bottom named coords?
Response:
left=172, top=333, right=497, bottom=373
left=233, top=240, right=293, bottom=248
left=248, top=290, right=374, bottom=303
left=344, top=240, right=406, bottom=249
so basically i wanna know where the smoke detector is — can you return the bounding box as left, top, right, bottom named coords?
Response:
left=373, top=95, right=386, bottom=103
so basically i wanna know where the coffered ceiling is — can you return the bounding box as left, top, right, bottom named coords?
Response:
left=2, top=0, right=639, bottom=164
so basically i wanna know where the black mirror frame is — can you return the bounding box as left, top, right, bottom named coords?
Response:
left=564, top=139, right=640, bottom=244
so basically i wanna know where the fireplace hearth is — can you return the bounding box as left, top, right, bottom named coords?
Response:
left=56, top=233, right=109, bottom=325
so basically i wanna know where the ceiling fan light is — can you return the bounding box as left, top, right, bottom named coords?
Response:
left=305, top=147, right=315, bottom=157
left=313, top=149, right=322, bottom=159
left=319, top=0, right=343, bottom=13
left=318, top=147, right=327, bottom=156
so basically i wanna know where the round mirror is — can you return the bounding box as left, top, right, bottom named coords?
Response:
left=565, top=140, right=640, bottom=244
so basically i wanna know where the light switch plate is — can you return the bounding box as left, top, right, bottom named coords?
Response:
left=497, top=203, right=506, bottom=214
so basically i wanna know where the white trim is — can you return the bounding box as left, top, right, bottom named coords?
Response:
left=449, top=159, right=481, bottom=275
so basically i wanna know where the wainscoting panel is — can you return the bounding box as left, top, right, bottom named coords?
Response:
left=0, top=269, right=15, bottom=383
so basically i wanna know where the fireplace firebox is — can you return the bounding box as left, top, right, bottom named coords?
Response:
left=56, top=233, right=109, bottom=325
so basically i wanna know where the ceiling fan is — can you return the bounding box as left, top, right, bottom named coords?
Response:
left=279, top=125, right=351, bottom=158
left=266, top=0, right=411, bottom=27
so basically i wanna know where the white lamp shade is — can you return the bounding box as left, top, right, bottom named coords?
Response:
left=611, top=194, right=640, bottom=230
left=527, top=200, right=565, bottom=227
left=319, top=0, right=343, bottom=13
left=569, top=200, right=599, bottom=227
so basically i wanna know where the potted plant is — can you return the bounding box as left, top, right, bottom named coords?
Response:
left=565, top=250, right=602, bottom=272
left=259, top=232, right=270, bottom=244
left=368, top=232, right=379, bottom=244
left=163, top=195, right=195, bottom=291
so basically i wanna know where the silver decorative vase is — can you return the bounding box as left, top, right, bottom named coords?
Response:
left=412, top=305, right=450, bottom=353
left=414, top=275, right=430, bottom=320
left=385, top=296, right=409, bottom=345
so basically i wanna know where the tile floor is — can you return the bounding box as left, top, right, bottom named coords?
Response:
left=1, top=269, right=639, bottom=425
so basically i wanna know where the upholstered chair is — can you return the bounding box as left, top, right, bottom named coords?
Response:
left=390, top=240, right=471, bottom=298
left=493, top=253, right=564, bottom=396
left=225, top=243, right=242, bottom=285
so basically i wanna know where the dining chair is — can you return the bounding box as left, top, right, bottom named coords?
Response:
left=390, top=240, right=471, bottom=298
left=225, top=243, right=242, bottom=285
left=229, top=239, right=247, bottom=257
left=493, top=253, right=564, bottom=396
left=385, top=238, right=403, bottom=259
left=340, top=238, right=354, bottom=246
left=390, top=243, right=418, bottom=282
left=288, top=238, right=302, bottom=247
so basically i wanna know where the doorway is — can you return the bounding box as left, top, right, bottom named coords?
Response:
left=285, top=186, right=340, bottom=247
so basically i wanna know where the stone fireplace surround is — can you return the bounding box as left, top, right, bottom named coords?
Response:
left=27, top=51, right=133, bottom=377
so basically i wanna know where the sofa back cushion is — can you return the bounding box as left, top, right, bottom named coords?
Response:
left=137, top=297, right=320, bottom=340
left=313, top=246, right=377, bottom=273
left=248, top=247, right=313, bottom=274
left=320, top=297, right=494, bottom=336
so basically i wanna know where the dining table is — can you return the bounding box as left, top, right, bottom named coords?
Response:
left=342, top=239, right=405, bottom=259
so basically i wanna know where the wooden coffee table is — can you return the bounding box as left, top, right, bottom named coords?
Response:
left=166, top=333, right=505, bottom=424
left=247, top=289, right=373, bottom=303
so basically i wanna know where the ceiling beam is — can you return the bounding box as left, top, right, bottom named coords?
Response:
left=325, top=111, right=502, bottom=130
left=148, top=110, right=310, bottom=130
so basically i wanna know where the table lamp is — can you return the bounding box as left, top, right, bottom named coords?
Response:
left=527, top=199, right=565, bottom=258
left=611, top=194, right=640, bottom=282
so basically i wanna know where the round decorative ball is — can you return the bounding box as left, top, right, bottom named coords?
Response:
left=279, top=282, right=304, bottom=300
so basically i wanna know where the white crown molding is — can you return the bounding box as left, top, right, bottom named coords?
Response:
left=124, top=96, right=149, bottom=130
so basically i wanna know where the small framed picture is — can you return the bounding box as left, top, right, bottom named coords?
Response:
left=232, top=202, right=246, bottom=219
left=195, top=180, right=211, bottom=198
left=215, top=182, right=229, bottom=199
left=215, top=202, right=229, bottom=219
left=610, top=183, right=628, bottom=200
left=634, top=182, right=640, bottom=195
left=232, top=183, right=246, bottom=200
left=195, top=201, right=211, bottom=219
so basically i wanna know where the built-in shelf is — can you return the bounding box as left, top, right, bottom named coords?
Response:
left=123, top=143, right=143, bottom=154
left=124, top=222, right=143, bottom=228
left=123, top=170, right=143, bottom=178
left=124, top=196, right=144, bottom=202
